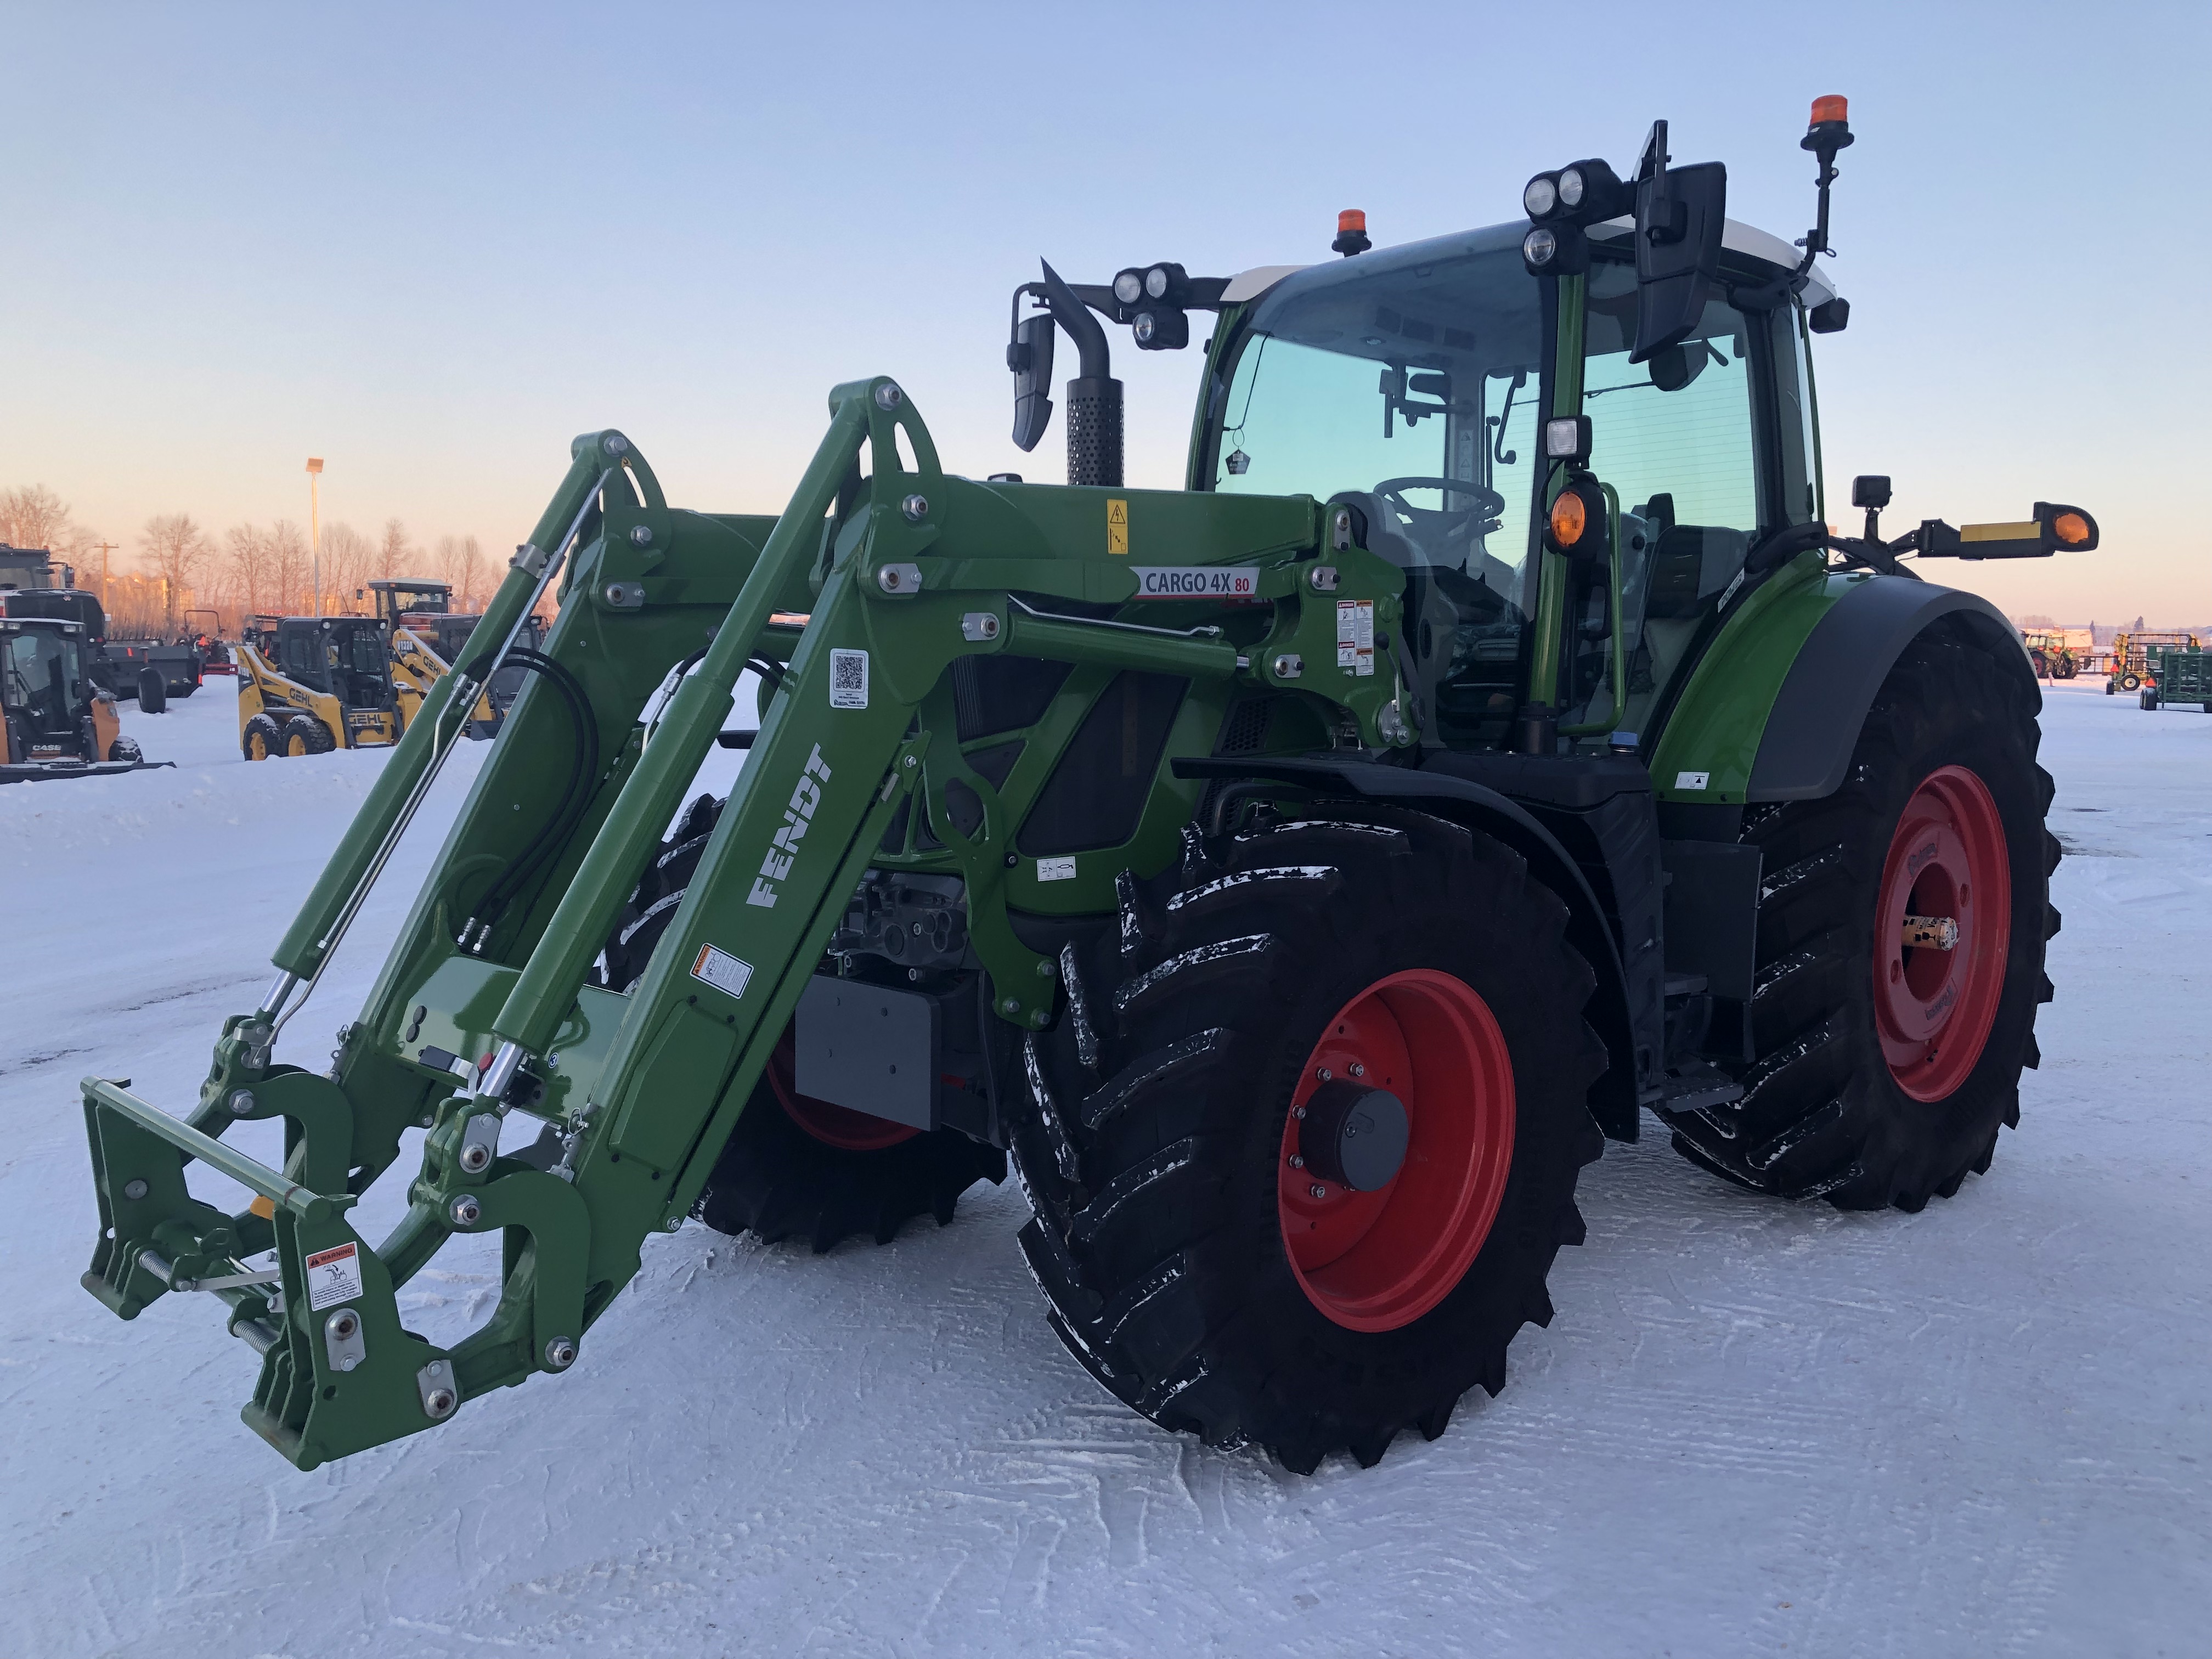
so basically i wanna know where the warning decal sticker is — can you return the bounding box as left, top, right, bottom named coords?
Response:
left=1107, top=498, right=1128, bottom=556
left=1336, top=599, right=1375, bottom=676
left=691, top=944, right=755, bottom=1000
left=306, top=1242, right=364, bottom=1312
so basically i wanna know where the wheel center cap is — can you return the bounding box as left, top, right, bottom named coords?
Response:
left=1300, top=1079, right=1410, bottom=1192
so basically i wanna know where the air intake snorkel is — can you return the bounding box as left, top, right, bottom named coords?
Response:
left=1006, top=259, right=1123, bottom=487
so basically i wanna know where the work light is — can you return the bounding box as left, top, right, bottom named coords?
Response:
left=1113, top=269, right=1143, bottom=306
left=1523, top=173, right=1559, bottom=219
left=1522, top=227, right=1557, bottom=266
left=1145, top=265, right=1172, bottom=299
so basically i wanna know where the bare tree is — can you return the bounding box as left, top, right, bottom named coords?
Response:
left=437, top=533, right=488, bottom=610
left=378, top=518, right=415, bottom=583
left=319, top=522, right=374, bottom=612
left=0, top=483, right=71, bottom=550
left=268, top=520, right=310, bottom=613
left=140, top=514, right=208, bottom=630
left=225, top=523, right=272, bottom=619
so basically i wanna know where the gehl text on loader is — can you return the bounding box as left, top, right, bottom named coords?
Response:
left=81, top=99, right=2097, bottom=1474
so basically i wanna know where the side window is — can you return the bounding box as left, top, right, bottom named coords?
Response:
left=1578, top=261, right=1769, bottom=732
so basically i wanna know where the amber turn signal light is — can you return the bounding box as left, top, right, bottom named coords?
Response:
left=2052, top=512, right=2090, bottom=546
left=1549, top=491, right=1588, bottom=548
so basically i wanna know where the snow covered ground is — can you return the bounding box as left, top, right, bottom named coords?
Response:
left=1, top=678, right=2203, bottom=1659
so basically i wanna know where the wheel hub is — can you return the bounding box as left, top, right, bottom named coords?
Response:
left=1874, top=765, right=2011, bottom=1101
left=1278, top=969, right=1515, bottom=1333
left=1299, top=1080, right=1409, bottom=1191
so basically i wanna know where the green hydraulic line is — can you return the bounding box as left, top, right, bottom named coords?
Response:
left=489, top=392, right=873, bottom=1062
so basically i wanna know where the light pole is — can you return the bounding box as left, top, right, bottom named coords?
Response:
left=306, top=456, right=325, bottom=617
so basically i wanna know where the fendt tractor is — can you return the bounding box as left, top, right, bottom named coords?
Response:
left=82, top=100, right=2097, bottom=1474
left=236, top=613, right=407, bottom=759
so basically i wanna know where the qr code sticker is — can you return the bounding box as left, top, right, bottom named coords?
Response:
left=830, top=648, right=869, bottom=709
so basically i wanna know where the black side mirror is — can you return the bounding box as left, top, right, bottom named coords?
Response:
left=1009, top=312, right=1056, bottom=453
left=1630, top=121, right=1727, bottom=363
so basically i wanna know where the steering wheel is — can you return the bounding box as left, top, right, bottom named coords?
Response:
left=1374, top=477, right=1506, bottom=554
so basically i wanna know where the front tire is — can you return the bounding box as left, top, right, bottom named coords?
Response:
left=1662, top=632, right=2058, bottom=1211
left=241, top=712, right=283, bottom=761
left=280, top=714, right=334, bottom=756
left=601, top=793, right=1003, bottom=1252
left=1013, top=807, right=1605, bottom=1472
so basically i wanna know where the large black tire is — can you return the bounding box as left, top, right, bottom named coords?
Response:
left=241, top=712, right=283, bottom=761
left=108, top=734, right=142, bottom=764
left=137, top=668, right=167, bottom=713
left=1663, top=631, right=2058, bottom=1211
left=600, top=793, right=1004, bottom=1253
left=281, top=714, right=335, bottom=755
left=1013, top=806, right=1606, bottom=1473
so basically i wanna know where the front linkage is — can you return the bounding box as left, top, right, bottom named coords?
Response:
left=80, top=377, right=1406, bottom=1468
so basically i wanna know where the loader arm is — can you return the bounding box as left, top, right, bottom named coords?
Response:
left=80, top=376, right=1408, bottom=1468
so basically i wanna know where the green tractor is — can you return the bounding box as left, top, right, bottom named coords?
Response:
left=81, top=99, right=2097, bottom=1474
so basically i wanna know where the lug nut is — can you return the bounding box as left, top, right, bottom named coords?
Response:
left=1316, top=1068, right=1332, bottom=1082
left=449, top=1195, right=482, bottom=1227
left=1348, top=1062, right=1365, bottom=1078
left=1291, top=1105, right=1307, bottom=1120
left=544, top=1336, right=579, bottom=1370
left=1288, top=1154, right=1305, bottom=1169
left=1309, top=1183, right=1328, bottom=1199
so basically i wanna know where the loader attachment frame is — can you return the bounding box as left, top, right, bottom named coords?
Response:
left=81, top=377, right=1405, bottom=1467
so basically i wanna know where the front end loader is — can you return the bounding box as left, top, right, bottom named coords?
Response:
left=82, top=99, right=2097, bottom=1474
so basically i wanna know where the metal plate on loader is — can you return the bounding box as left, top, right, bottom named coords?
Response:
left=794, top=977, right=937, bottom=1130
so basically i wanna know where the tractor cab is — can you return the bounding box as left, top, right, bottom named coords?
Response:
left=270, top=616, right=396, bottom=708
left=1010, top=105, right=2092, bottom=763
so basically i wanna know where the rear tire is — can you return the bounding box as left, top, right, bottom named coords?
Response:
left=1013, top=806, right=1605, bottom=1472
left=601, top=793, right=1004, bottom=1253
left=1662, top=633, right=2057, bottom=1210
left=137, top=668, right=167, bottom=713
left=109, top=735, right=142, bottom=764
left=241, top=713, right=283, bottom=761
left=281, top=714, right=334, bottom=755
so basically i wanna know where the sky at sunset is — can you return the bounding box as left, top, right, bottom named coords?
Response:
left=6, top=1, right=2205, bottom=623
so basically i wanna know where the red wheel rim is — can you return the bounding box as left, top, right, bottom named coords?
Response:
left=1874, top=765, right=2011, bottom=1101
left=763, top=1030, right=919, bottom=1152
left=1277, top=969, right=1515, bottom=1333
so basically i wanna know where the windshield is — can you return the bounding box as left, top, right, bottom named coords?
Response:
left=1209, top=224, right=1542, bottom=744
left=3, top=629, right=81, bottom=730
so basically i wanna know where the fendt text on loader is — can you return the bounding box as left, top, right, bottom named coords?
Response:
left=81, top=100, right=2097, bottom=1473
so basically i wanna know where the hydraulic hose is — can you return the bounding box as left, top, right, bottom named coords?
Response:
left=463, top=649, right=600, bottom=944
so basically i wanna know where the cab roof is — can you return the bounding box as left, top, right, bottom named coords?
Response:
left=1222, top=217, right=1839, bottom=309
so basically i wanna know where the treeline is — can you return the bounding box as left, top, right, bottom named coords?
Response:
left=0, top=483, right=493, bottom=638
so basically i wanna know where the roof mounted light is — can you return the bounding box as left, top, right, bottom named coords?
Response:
left=1111, top=269, right=1143, bottom=306
left=1523, top=173, right=1560, bottom=219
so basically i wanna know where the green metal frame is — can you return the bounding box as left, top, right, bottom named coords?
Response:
left=80, top=377, right=1408, bottom=1468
